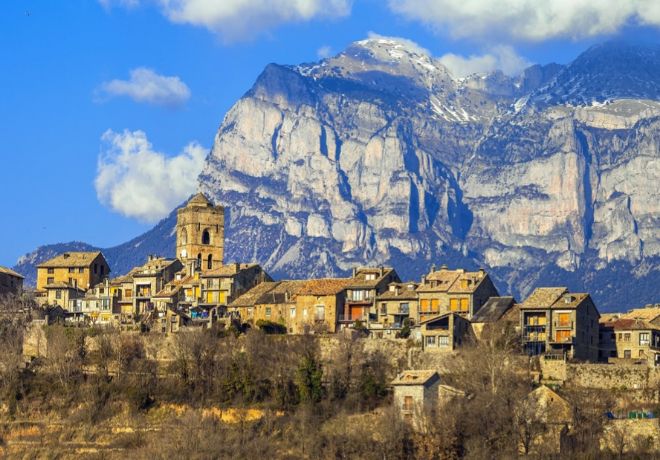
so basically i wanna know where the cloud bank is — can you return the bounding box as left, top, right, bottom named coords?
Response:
left=439, top=46, right=532, bottom=77
left=95, top=130, right=206, bottom=222
left=388, top=0, right=660, bottom=42
left=97, top=68, right=191, bottom=108
left=101, top=0, right=352, bottom=42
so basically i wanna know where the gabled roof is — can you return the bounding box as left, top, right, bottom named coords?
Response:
left=391, top=370, right=439, bottom=386
left=298, top=278, right=352, bottom=296
left=471, top=297, right=516, bottom=323
left=521, top=287, right=568, bottom=308
left=377, top=282, right=419, bottom=300
left=38, top=251, right=104, bottom=268
left=416, top=267, right=489, bottom=294
left=609, top=318, right=658, bottom=331
left=0, top=265, right=24, bottom=279
left=133, top=257, right=179, bottom=276
left=347, top=267, right=397, bottom=289
left=229, top=282, right=279, bottom=307
left=255, top=280, right=307, bottom=304
left=620, top=307, right=660, bottom=323
left=188, top=192, right=212, bottom=207
left=44, top=282, right=85, bottom=292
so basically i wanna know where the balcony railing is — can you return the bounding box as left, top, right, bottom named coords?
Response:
left=553, top=321, right=574, bottom=329
left=523, top=333, right=547, bottom=342
left=550, top=335, right=574, bottom=344
left=338, top=314, right=367, bottom=322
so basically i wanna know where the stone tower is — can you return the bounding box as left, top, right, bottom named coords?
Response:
left=176, top=193, right=225, bottom=271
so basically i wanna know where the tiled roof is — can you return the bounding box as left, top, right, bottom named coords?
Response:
left=609, top=318, right=657, bottom=331
left=153, top=276, right=192, bottom=298
left=391, top=370, right=439, bottom=386
left=256, top=280, right=307, bottom=304
left=521, top=287, right=569, bottom=308
left=0, top=265, right=24, bottom=279
left=620, top=307, right=660, bottom=323
left=298, top=278, right=352, bottom=296
left=134, top=258, right=178, bottom=275
left=44, top=282, right=85, bottom=292
left=200, top=263, right=259, bottom=278
left=417, top=268, right=488, bottom=294
left=347, top=267, right=396, bottom=289
left=471, top=297, right=516, bottom=323
left=187, top=192, right=212, bottom=207
left=377, top=282, right=419, bottom=300
left=229, top=282, right=279, bottom=307
left=38, top=251, right=103, bottom=268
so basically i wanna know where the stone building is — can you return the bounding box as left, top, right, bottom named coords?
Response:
left=340, top=267, right=399, bottom=328
left=415, top=265, right=498, bottom=322
left=521, top=287, right=600, bottom=361
left=228, top=281, right=280, bottom=324
left=68, top=278, right=119, bottom=325
left=109, top=272, right=135, bottom=321
left=36, top=251, right=109, bottom=291
left=415, top=313, right=472, bottom=352
left=375, top=281, right=419, bottom=331
left=176, top=193, right=225, bottom=272
left=294, top=278, right=352, bottom=333
left=601, top=318, right=660, bottom=365
left=199, top=263, right=270, bottom=310
left=0, top=265, right=24, bottom=296
left=470, top=296, right=516, bottom=340
left=391, top=370, right=440, bottom=427
left=42, top=281, right=85, bottom=307
left=130, top=256, right=183, bottom=317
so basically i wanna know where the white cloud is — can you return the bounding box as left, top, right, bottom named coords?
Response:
left=97, top=68, right=191, bottom=108
left=101, top=0, right=352, bottom=42
left=389, top=0, right=660, bottom=42
left=95, top=130, right=206, bottom=222
left=366, top=32, right=431, bottom=56
left=439, top=46, right=532, bottom=77
left=317, top=45, right=332, bottom=59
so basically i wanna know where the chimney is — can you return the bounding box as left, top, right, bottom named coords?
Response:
left=440, top=264, right=448, bottom=271
left=235, top=262, right=240, bottom=272
left=478, top=267, right=485, bottom=278
left=430, top=264, right=436, bottom=273
left=379, top=266, right=384, bottom=277
left=352, top=267, right=357, bottom=278
left=421, top=276, right=426, bottom=284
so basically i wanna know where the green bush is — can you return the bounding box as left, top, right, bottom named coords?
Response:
left=256, top=319, right=287, bottom=335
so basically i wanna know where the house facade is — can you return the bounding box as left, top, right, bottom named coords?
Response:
left=415, top=313, right=472, bottom=352
left=37, top=251, right=109, bottom=291
left=391, top=370, right=441, bottom=428
left=375, top=282, right=419, bottom=331
left=521, top=288, right=600, bottom=361
left=131, top=256, right=183, bottom=318
left=341, top=267, right=400, bottom=328
left=0, top=266, right=24, bottom=296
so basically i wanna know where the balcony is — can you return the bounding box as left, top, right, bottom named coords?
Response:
left=523, top=333, right=547, bottom=342
left=338, top=314, right=367, bottom=323
left=549, top=334, right=574, bottom=344
left=553, top=320, right=574, bottom=329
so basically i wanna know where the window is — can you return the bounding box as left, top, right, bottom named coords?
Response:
left=400, top=303, right=409, bottom=314
left=68, top=268, right=74, bottom=273
left=125, top=289, right=133, bottom=298
left=380, top=303, right=387, bottom=315
left=460, top=298, right=469, bottom=312
left=290, top=307, right=296, bottom=318
left=207, top=254, right=213, bottom=270
left=56, top=289, right=62, bottom=299
left=624, top=333, right=631, bottom=342
left=197, top=253, right=202, bottom=269
left=403, top=396, right=414, bottom=411
left=438, top=336, right=449, bottom=346
left=180, top=228, right=188, bottom=245
left=352, top=290, right=365, bottom=301
left=68, top=278, right=73, bottom=285
left=555, top=330, right=571, bottom=342
left=202, top=229, right=211, bottom=245
left=420, top=299, right=430, bottom=311
left=624, top=350, right=631, bottom=359
left=315, top=305, right=325, bottom=321
left=265, top=307, right=271, bottom=317
left=431, top=299, right=439, bottom=312
left=47, top=277, right=54, bottom=284
left=47, top=268, right=54, bottom=274
left=426, top=336, right=436, bottom=346
left=449, top=298, right=459, bottom=311
left=557, top=313, right=571, bottom=327
left=640, top=332, right=650, bottom=346
left=79, top=267, right=84, bottom=273
left=365, top=273, right=376, bottom=281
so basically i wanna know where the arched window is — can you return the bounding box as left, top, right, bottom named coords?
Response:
left=197, top=253, right=202, bottom=269
left=180, top=228, right=188, bottom=245
left=207, top=254, right=213, bottom=270
left=202, top=229, right=211, bottom=245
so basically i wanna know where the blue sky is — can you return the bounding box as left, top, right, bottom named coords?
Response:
left=2, top=0, right=660, bottom=266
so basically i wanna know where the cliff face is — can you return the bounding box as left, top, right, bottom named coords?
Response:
left=198, top=39, right=660, bottom=309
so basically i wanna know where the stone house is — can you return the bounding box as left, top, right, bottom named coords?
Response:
left=391, top=370, right=441, bottom=427
left=415, top=265, right=498, bottom=322
left=603, top=318, right=660, bottom=366
left=470, top=296, right=516, bottom=340
left=109, top=272, right=135, bottom=321
left=36, top=251, right=110, bottom=291
left=176, top=193, right=225, bottom=272
left=199, top=263, right=270, bottom=311
left=414, top=312, right=472, bottom=352
left=42, top=281, right=85, bottom=307
left=251, top=280, right=307, bottom=328
left=68, top=278, right=119, bottom=325
left=154, top=307, right=192, bottom=334
left=0, top=265, right=24, bottom=296
left=131, top=256, right=183, bottom=318
left=294, top=278, right=352, bottom=334
left=374, top=281, right=419, bottom=332
left=521, top=288, right=600, bottom=361
left=228, top=281, right=280, bottom=324
left=521, top=385, right=573, bottom=455
left=340, top=267, right=400, bottom=328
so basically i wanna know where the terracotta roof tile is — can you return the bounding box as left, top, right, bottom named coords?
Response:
left=298, top=278, right=352, bottom=296
left=38, top=251, right=104, bottom=268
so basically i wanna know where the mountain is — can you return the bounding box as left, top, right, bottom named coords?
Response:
left=15, top=40, right=660, bottom=311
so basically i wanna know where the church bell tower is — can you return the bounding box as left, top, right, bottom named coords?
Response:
left=176, top=193, right=225, bottom=271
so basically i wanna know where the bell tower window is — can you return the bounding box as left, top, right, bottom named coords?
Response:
left=180, top=228, right=188, bottom=245
left=207, top=254, right=213, bottom=270
left=202, top=229, right=211, bottom=245
left=197, top=253, right=202, bottom=269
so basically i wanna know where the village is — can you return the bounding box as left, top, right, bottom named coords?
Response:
left=2, top=192, right=660, bottom=457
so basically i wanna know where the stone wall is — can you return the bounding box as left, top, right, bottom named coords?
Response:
left=539, top=358, right=660, bottom=390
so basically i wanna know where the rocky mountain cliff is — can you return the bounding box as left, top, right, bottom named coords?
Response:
left=15, top=39, right=660, bottom=311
